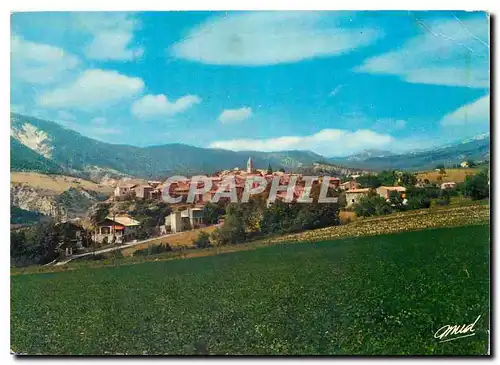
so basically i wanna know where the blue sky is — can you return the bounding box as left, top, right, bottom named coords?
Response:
left=11, top=11, right=490, bottom=157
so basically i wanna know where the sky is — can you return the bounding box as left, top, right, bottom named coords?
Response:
left=10, top=11, right=490, bottom=157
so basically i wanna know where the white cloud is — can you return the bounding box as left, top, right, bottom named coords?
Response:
left=355, top=14, right=489, bottom=88
left=38, top=69, right=144, bottom=110
left=441, top=95, right=489, bottom=126
left=171, top=12, right=381, bottom=66
left=11, top=35, right=79, bottom=84
left=218, top=107, right=253, bottom=123
left=209, top=128, right=394, bottom=156
left=75, top=12, right=143, bottom=61
left=131, top=94, right=201, bottom=121
left=91, top=117, right=107, bottom=125
left=86, top=31, right=143, bottom=61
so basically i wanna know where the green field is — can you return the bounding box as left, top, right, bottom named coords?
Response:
left=11, top=224, right=490, bottom=355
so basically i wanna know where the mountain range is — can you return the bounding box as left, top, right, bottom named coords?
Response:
left=10, top=113, right=490, bottom=180
left=329, top=135, right=490, bottom=170
left=10, top=114, right=327, bottom=180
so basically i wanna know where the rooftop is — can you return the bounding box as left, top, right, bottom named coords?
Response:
left=380, top=186, right=407, bottom=191
left=346, top=188, right=371, bottom=193
left=105, top=215, right=140, bottom=226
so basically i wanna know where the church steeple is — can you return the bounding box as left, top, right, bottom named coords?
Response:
left=247, top=156, right=254, bottom=173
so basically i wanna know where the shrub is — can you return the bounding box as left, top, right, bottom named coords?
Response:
left=203, top=202, right=225, bottom=225
left=135, top=243, right=172, bottom=256
left=437, top=189, right=451, bottom=206
left=378, top=170, right=397, bottom=186
left=193, top=231, right=211, bottom=248
left=399, top=172, right=417, bottom=187
left=80, top=253, right=107, bottom=261
left=464, top=172, right=489, bottom=200
left=353, top=195, right=392, bottom=217
left=11, top=221, right=59, bottom=267
left=356, top=175, right=382, bottom=189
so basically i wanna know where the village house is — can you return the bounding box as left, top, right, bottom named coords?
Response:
left=340, top=180, right=361, bottom=191
left=114, top=183, right=137, bottom=199
left=55, top=221, right=86, bottom=257
left=275, top=184, right=306, bottom=203
left=460, top=161, right=470, bottom=168
left=182, top=207, right=204, bottom=228
left=94, top=215, right=140, bottom=244
left=164, top=207, right=204, bottom=233
left=156, top=157, right=343, bottom=205
left=132, top=184, right=156, bottom=199
left=148, top=180, right=162, bottom=188
left=326, top=177, right=341, bottom=188
left=376, top=186, right=407, bottom=200
left=114, top=181, right=163, bottom=201
left=441, top=182, right=457, bottom=190
left=345, top=188, right=371, bottom=207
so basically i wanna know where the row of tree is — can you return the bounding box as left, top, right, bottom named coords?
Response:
left=353, top=170, right=489, bottom=218
left=11, top=221, right=92, bottom=267
left=195, top=185, right=342, bottom=247
left=355, top=170, right=417, bottom=189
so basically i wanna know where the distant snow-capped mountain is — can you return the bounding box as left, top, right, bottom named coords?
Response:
left=328, top=135, right=490, bottom=171
left=344, top=149, right=395, bottom=162
left=461, top=133, right=490, bottom=144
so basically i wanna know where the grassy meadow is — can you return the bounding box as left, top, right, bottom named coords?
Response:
left=11, top=224, right=489, bottom=355
left=10, top=172, right=113, bottom=195
left=416, top=168, right=480, bottom=184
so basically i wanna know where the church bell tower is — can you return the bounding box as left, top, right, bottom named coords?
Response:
left=247, top=156, right=254, bottom=173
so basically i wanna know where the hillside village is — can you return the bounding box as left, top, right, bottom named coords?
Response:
left=10, top=154, right=490, bottom=267
left=9, top=10, right=490, bottom=356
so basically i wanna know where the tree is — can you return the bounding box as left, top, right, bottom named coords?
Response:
left=464, top=172, right=489, bottom=200
left=406, top=194, right=431, bottom=210
left=404, top=187, right=433, bottom=210
left=399, top=172, right=417, bottom=187
left=211, top=204, right=247, bottom=245
left=10, top=230, right=27, bottom=266
left=89, top=202, right=111, bottom=248
left=203, top=202, right=225, bottom=225
left=278, top=167, right=286, bottom=173
left=193, top=231, right=211, bottom=248
left=388, top=191, right=406, bottom=210
left=293, top=203, right=340, bottom=231
left=378, top=170, right=397, bottom=186
left=135, top=243, right=172, bottom=256
left=130, top=201, right=171, bottom=227
left=437, top=189, right=451, bottom=206
left=267, top=164, right=273, bottom=175
left=11, top=221, right=60, bottom=267
left=356, top=175, right=381, bottom=189
left=260, top=200, right=300, bottom=234
left=353, top=194, right=392, bottom=217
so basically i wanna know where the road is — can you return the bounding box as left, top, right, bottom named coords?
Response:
left=54, top=230, right=189, bottom=266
